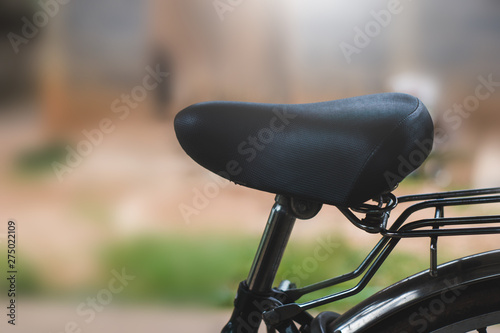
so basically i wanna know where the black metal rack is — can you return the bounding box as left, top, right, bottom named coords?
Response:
left=263, top=187, right=500, bottom=326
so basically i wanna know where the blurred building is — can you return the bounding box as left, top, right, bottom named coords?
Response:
left=0, top=2, right=38, bottom=108
left=1, top=0, right=499, bottom=187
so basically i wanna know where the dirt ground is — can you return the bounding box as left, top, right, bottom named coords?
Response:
left=0, top=300, right=232, bottom=333
left=1, top=300, right=500, bottom=333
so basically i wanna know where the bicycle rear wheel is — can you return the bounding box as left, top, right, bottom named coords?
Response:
left=325, top=250, right=500, bottom=333
left=346, top=276, right=500, bottom=333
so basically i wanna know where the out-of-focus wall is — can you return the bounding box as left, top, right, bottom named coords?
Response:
left=5, top=0, right=497, bottom=182
left=0, top=1, right=499, bottom=332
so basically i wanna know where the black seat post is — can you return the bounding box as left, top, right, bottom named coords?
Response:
left=246, top=195, right=297, bottom=293
left=222, top=196, right=323, bottom=332
left=221, top=196, right=297, bottom=333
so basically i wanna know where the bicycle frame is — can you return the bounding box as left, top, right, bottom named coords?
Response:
left=221, top=187, right=500, bottom=333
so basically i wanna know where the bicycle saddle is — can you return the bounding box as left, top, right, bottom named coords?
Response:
left=174, top=93, right=434, bottom=207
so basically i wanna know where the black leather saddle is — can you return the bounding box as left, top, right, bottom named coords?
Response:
left=174, top=93, right=434, bottom=207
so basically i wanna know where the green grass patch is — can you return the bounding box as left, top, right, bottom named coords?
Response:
left=14, top=141, right=68, bottom=177
left=98, top=233, right=429, bottom=311
left=0, top=253, right=43, bottom=296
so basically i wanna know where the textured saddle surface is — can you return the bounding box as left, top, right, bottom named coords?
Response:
left=174, top=93, right=434, bottom=207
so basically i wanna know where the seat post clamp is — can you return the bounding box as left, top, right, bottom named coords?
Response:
left=290, top=197, right=322, bottom=220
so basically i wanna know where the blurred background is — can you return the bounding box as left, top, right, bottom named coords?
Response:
left=1, top=0, right=500, bottom=332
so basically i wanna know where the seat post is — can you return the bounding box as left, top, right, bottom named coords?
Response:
left=246, top=195, right=296, bottom=293
left=221, top=196, right=321, bottom=333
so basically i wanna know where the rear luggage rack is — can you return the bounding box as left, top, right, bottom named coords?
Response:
left=264, top=188, right=500, bottom=325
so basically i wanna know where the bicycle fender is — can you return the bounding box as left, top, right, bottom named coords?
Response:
left=329, top=249, right=500, bottom=333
